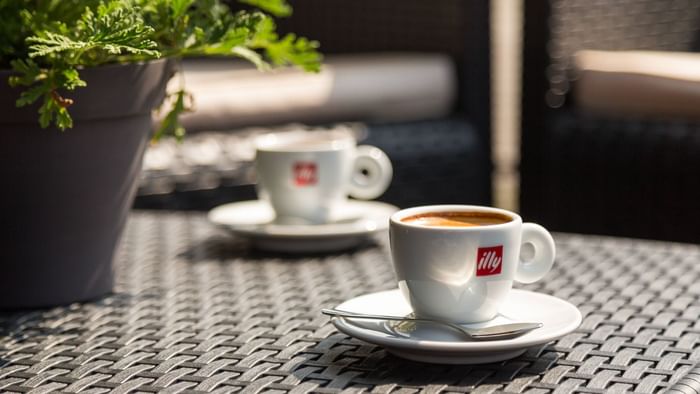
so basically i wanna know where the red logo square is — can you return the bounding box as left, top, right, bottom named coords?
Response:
left=293, top=162, right=317, bottom=186
left=476, top=246, right=503, bottom=276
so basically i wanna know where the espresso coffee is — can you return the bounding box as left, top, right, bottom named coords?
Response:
left=401, top=211, right=511, bottom=227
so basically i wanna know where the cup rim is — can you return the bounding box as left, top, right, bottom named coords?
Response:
left=390, top=205, right=522, bottom=231
left=255, top=129, right=355, bottom=153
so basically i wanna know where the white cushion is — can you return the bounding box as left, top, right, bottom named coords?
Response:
left=574, top=50, right=700, bottom=119
left=170, top=53, right=457, bottom=131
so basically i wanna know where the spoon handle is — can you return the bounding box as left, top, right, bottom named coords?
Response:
left=321, top=308, right=420, bottom=322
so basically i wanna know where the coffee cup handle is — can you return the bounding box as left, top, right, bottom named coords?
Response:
left=514, top=223, right=556, bottom=284
left=348, top=145, right=393, bottom=200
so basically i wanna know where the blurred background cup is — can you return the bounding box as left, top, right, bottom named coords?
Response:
left=254, top=129, right=392, bottom=224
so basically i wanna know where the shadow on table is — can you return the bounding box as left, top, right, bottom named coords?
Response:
left=0, top=292, right=136, bottom=367
left=0, top=291, right=135, bottom=330
left=179, top=235, right=384, bottom=263
left=294, top=335, right=560, bottom=389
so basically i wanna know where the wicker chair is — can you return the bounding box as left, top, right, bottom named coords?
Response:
left=520, top=0, right=700, bottom=243
left=134, top=0, right=492, bottom=211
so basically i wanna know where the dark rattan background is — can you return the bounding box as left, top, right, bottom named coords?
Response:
left=2, top=211, right=700, bottom=393
left=520, top=0, right=700, bottom=243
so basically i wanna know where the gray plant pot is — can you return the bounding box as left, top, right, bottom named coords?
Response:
left=0, top=59, right=173, bottom=309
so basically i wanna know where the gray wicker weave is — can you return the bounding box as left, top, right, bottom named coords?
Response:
left=2, top=211, right=700, bottom=393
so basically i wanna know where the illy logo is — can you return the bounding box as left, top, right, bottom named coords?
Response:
left=476, top=246, right=503, bottom=276
left=293, top=162, right=317, bottom=186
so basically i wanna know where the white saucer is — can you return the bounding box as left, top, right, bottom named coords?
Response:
left=208, top=200, right=399, bottom=253
left=330, top=289, right=582, bottom=364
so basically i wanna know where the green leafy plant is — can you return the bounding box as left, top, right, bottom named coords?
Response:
left=1, top=0, right=321, bottom=138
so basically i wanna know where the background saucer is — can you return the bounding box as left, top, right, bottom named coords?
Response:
left=208, top=200, right=398, bottom=252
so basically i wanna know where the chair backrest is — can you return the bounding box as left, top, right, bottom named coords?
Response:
left=520, top=0, right=700, bottom=241
left=542, top=0, right=700, bottom=110
left=523, top=0, right=700, bottom=132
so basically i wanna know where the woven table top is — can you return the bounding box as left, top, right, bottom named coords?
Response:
left=2, top=211, right=700, bottom=393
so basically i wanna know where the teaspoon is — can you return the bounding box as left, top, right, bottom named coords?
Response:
left=322, top=308, right=542, bottom=341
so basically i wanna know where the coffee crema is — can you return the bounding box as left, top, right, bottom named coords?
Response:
left=401, top=211, right=512, bottom=227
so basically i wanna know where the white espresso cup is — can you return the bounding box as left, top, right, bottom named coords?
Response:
left=254, top=129, right=393, bottom=224
left=390, top=205, right=555, bottom=323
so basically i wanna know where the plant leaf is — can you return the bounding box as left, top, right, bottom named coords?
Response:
left=231, top=46, right=268, bottom=70
left=38, top=97, right=55, bottom=128
left=239, top=0, right=292, bottom=17
left=61, top=67, right=86, bottom=90
left=8, top=58, right=43, bottom=87
left=15, top=84, right=46, bottom=107
left=170, top=0, right=194, bottom=19
left=154, top=89, right=187, bottom=142
left=6, top=0, right=322, bottom=134
left=55, top=106, right=73, bottom=130
left=201, top=27, right=249, bottom=55
left=265, top=33, right=321, bottom=72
